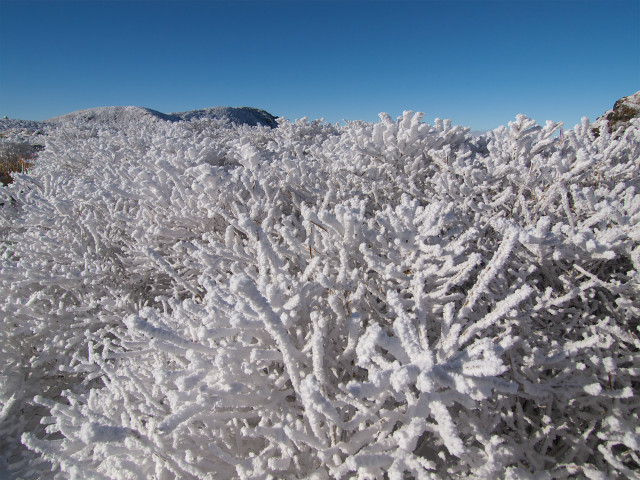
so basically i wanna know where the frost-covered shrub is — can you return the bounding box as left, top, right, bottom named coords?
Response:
left=1, top=112, right=639, bottom=479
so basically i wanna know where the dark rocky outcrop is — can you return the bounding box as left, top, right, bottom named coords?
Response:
left=593, top=91, right=640, bottom=137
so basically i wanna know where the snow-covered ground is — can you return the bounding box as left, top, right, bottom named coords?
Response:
left=0, top=106, right=639, bottom=479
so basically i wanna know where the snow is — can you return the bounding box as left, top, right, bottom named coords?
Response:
left=170, top=106, right=278, bottom=127
left=1, top=105, right=277, bottom=134
left=46, top=105, right=278, bottom=127
left=0, top=118, right=45, bottom=134
left=0, top=106, right=639, bottom=479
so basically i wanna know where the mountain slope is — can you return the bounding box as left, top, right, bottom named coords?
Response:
left=170, top=106, right=278, bottom=127
left=46, top=105, right=278, bottom=127
left=47, top=106, right=176, bottom=124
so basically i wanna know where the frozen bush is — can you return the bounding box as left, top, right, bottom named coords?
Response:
left=1, top=112, right=639, bottom=479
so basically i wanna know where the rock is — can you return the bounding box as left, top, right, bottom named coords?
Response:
left=593, top=91, right=640, bottom=137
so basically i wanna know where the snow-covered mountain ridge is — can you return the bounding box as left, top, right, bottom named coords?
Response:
left=1, top=99, right=639, bottom=479
left=47, top=105, right=279, bottom=128
left=1, top=105, right=278, bottom=133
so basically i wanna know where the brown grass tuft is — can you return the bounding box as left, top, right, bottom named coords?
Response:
left=0, top=157, right=33, bottom=186
left=0, top=141, right=35, bottom=186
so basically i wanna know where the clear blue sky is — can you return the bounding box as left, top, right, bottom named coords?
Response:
left=0, top=0, right=638, bottom=131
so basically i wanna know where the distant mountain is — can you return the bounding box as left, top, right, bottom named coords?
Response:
left=47, top=106, right=176, bottom=124
left=45, top=105, right=278, bottom=128
left=593, top=90, right=640, bottom=137
left=469, top=130, right=488, bottom=138
left=0, top=118, right=46, bottom=133
left=170, top=107, right=279, bottom=127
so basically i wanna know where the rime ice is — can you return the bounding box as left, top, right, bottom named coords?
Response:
left=1, top=109, right=639, bottom=479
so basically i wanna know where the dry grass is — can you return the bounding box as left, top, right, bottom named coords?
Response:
left=0, top=157, right=33, bottom=186
left=0, top=141, right=35, bottom=186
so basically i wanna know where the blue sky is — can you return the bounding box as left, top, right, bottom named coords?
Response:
left=0, top=0, right=638, bottom=131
